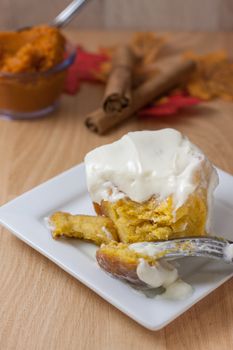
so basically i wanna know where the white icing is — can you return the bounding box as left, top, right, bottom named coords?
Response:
left=224, top=243, right=233, bottom=262
left=206, top=170, right=219, bottom=232
left=101, top=226, right=113, bottom=240
left=44, top=217, right=55, bottom=231
left=136, top=259, right=178, bottom=288
left=85, top=129, right=218, bottom=231
left=129, top=241, right=169, bottom=257
left=136, top=258, right=193, bottom=300
left=130, top=242, right=194, bottom=300
left=159, top=280, right=193, bottom=300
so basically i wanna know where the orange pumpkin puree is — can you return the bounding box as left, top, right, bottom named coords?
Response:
left=0, top=25, right=65, bottom=73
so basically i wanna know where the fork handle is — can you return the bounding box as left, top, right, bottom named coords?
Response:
left=164, top=250, right=225, bottom=261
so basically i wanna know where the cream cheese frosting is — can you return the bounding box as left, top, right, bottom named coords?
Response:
left=224, top=243, right=233, bottom=262
left=85, top=129, right=218, bottom=230
left=136, top=258, right=193, bottom=300
left=130, top=243, right=194, bottom=299
left=159, top=279, right=193, bottom=300
left=136, top=259, right=178, bottom=288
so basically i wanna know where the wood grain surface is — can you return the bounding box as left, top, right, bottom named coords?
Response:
left=0, top=31, right=233, bottom=350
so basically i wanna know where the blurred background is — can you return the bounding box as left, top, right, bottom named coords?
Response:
left=1, top=0, right=233, bottom=31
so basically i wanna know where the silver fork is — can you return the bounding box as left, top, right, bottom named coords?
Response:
left=131, top=237, right=233, bottom=263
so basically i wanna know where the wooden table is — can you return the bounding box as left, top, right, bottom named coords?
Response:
left=0, top=31, right=233, bottom=350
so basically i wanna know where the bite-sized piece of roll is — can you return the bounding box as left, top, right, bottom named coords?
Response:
left=48, top=211, right=118, bottom=245
left=85, top=129, right=218, bottom=243
left=96, top=242, right=193, bottom=299
left=96, top=241, right=154, bottom=286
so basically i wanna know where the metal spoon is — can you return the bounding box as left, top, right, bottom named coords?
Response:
left=18, top=0, right=89, bottom=31
left=52, top=0, right=89, bottom=28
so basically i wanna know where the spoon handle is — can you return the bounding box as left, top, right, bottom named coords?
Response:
left=52, top=0, right=89, bottom=28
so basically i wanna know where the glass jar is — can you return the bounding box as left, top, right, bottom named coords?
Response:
left=0, top=43, right=76, bottom=119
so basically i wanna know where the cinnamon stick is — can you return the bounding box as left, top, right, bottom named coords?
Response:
left=102, top=45, right=135, bottom=113
left=85, top=59, right=196, bottom=135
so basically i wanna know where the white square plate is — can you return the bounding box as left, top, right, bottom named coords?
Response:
left=0, top=164, right=233, bottom=330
